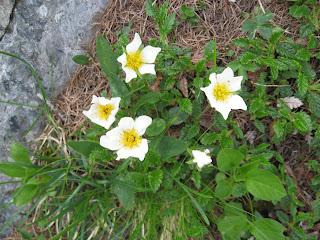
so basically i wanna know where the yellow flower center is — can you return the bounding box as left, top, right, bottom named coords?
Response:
left=126, top=51, right=143, bottom=71
left=212, top=83, right=232, bottom=102
left=121, top=129, right=142, bottom=149
left=97, top=104, right=114, bottom=120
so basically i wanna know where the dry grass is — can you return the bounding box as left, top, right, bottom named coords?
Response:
left=54, top=0, right=298, bottom=134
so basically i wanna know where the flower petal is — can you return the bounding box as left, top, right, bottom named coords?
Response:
left=116, top=139, right=148, bottom=161
left=228, top=76, right=243, bottom=92
left=192, top=150, right=212, bottom=169
left=123, top=67, right=137, bottom=83
left=118, top=117, right=135, bottom=130
left=209, top=73, right=217, bottom=84
left=201, top=84, right=217, bottom=109
left=126, top=33, right=142, bottom=53
left=100, top=127, right=122, bottom=150
left=228, top=94, right=247, bottom=110
left=117, top=53, right=127, bottom=66
left=141, top=46, right=161, bottom=63
left=111, top=97, right=121, bottom=108
left=215, top=103, right=232, bottom=120
left=134, top=115, right=152, bottom=135
left=98, top=97, right=109, bottom=106
left=138, top=64, right=156, bottom=75
left=91, top=95, right=99, bottom=104
left=217, top=67, right=234, bottom=83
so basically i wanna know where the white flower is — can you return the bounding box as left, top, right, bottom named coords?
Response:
left=192, top=149, right=212, bottom=169
left=117, top=33, right=161, bottom=83
left=201, top=67, right=247, bottom=120
left=100, top=115, right=152, bottom=161
left=83, top=95, right=120, bottom=129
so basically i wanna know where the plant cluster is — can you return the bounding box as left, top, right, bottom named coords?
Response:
left=0, top=0, right=320, bottom=239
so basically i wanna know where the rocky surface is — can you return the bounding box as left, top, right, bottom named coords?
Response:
left=0, top=0, right=108, bottom=237
left=0, top=0, right=14, bottom=39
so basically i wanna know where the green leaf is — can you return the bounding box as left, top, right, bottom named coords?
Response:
left=297, top=72, right=309, bottom=96
left=146, top=118, right=166, bottom=137
left=250, top=218, right=286, bottom=240
left=0, top=163, right=27, bottom=178
left=96, top=35, right=119, bottom=76
left=176, top=181, right=210, bottom=225
left=145, top=0, right=155, bottom=17
left=307, top=93, right=320, bottom=117
left=96, top=35, right=129, bottom=99
left=165, top=107, right=188, bottom=125
left=215, top=176, right=233, bottom=200
left=111, top=179, right=135, bottom=210
left=11, top=143, right=31, bottom=164
left=289, top=5, right=310, bottom=18
left=217, top=215, right=248, bottom=240
left=156, top=136, right=187, bottom=160
left=178, top=98, right=193, bottom=114
left=132, top=92, right=162, bottom=112
left=200, top=132, right=218, bottom=145
left=68, top=140, right=103, bottom=158
left=293, top=112, right=312, bottom=133
left=148, top=169, right=163, bottom=192
left=295, top=48, right=311, bottom=62
left=217, top=148, right=244, bottom=172
left=13, top=184, right=39, bottom=206
left=245, top=169, right=286, bottom=201
left=72, top=54, right=90, bottom=65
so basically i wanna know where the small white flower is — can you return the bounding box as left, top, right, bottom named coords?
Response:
left=117, top=33, right=161, bottom=83
left=201, top=67, right=247, bottom=120
left=192, top=149, right=212, bottom=169
left=100, top=115, right=152, bottom=161
left=83, top=95, right=120, bottom=129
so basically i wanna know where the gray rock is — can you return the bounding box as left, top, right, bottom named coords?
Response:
left=0, top=0, right=108, bottom=237
left=0, top=0, right=14, bottom=38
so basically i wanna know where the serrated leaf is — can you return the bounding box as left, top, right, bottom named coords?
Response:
left=307, top=93, right=320, bottom=117
left=148, top=169, right=163, bottom=192
left=72, top=54, right=90, bottom=65
left=178, top=98, right=193, bottom=114
left=11, top=143, right=31, bottom=164
left=282, top=96, right=303, bottom=109
left=250, top=218, right=285, bottom=240
left=217, top=148, right=244, bottom=172
left=293, top=112, right=312, bottom=133
left=289, top=5, right=310, bottom=18
left=200, top=132, right=218, bottom=145
left=297, top=72, right=309, bottom=96
left=245, top=169, right=286, bottom=201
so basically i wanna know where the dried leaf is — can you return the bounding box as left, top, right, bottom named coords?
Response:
left=282, top=96, right=303, bottom=109
left=245, top=130, right=256, bottom=144
left=179, top=76, right=189, bottom=97
left=192, top=50, right=203, bottom=64
left=150, top=75, right=163, bottom=92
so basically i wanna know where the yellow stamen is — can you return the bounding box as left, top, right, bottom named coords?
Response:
left=121, top=129, right=142, bottom=149
left=212, top=83, right=232, bottom=102
left=126, top=51, right=143, bottom=71
left=97, top=104, right=114, bottom=120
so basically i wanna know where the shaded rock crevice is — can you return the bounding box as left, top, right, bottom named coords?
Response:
left=0, top=0, right=17, bottom=41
